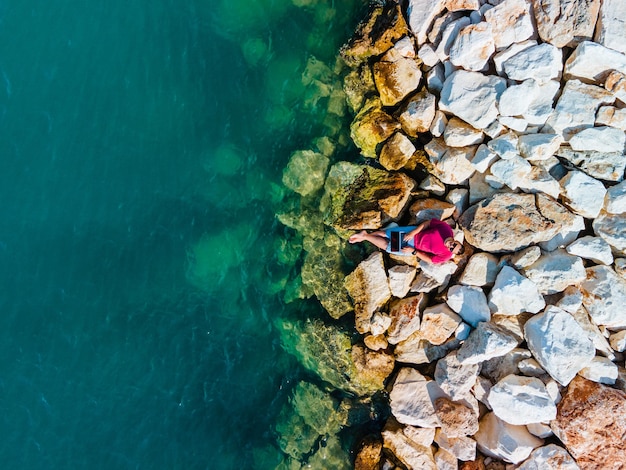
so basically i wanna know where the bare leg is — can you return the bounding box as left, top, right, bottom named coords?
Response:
left=349, top=230, right=389, bottom=251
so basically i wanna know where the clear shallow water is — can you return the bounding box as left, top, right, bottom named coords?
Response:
left=0, top=1, right=363, bottom=468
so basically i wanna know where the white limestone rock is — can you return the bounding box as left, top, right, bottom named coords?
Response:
left=570, top=306, right=615, bottom=361
left=566, top=236, right=614, bottom=265
left=345, top=252, right=391, bottom=334
left=488, top=132, right=519, bottom=160
left=568, top=126, right=625, bottom=153
left=525, top=424, right=554, bottom=440
left=605, top=180, right=626, bottom=214
left=502, top=43, right=563, bottom=83
left=518, top=358, right=547, bottom=378
left=518, top=444, right=580, bottom=470
left=543, top=79, right=615, bottom=139
left=432, top=146, right=477, bottom=185
left=615, top=258, right=626, bottom=279
left=524, top=306, right=595, bottom=385
left=446, top=285, right=491, bottom=327
left=445, top=0, right=480, bottom=11
left=520, top=165, right=561, bottom=199
left=382, top=426, right=437, bottom=470
left=499, top=115, right=528, bottom=132
left=387, top=295, right=426, bottom=345
left=474, top=412, right=544, bottom=464
left=556, top=286, right=584, bottom=313
left=426, top=63, right=446, bottom=94
left=531, top=0, right=601, bottom=48
left=446, top=188, right=469, bottom=219
left=493, top=40, right=536, bottom=75
left=523, top=250, right=586, bottom=295
left=379, top=132, right=417, bottom=171
left=443, top=117, right=484, bottom=147
left=498, top=79, right=539, bottom=117
left=596, top=106, right=626, bottom=131
left=397, top=90, right=437, bottom=137
left=595, top=0, right=626, bottom=54
left=609, top=330, right=626, bottom=352
left=418, top=43, right=440, bottom=67
left=419, top=174, right=446, bottom=196
left=593, top=210, right=626, bottom=253
left=449, top=22, right=495, bottom=72
left=435, top=351, right=481, bottom=401
left=605, top=70, right=626, bottom=104
left=420, top=303, right=462, bottom=345
left=518, top=133, right=562, bottom=161
left=538, top=212, right=586, bottom=252
left=460, top=252, right=499, bottom=287
left=389, top=368, right=445, bottom=427
left=481, top=347, right=531, bottom=383
left=578, top=356, right=619, bottom=385
left=436, top=17, right=473, bottom=62
left=487, top=374, right=557, bottom=425
left=489, top=155, right=531, bottom=190
left=488, top=265, right=545, bottom=315
left=456, top=321, right=519, bottom=365
left=439, top=70, right=507, bottom=130
left=523, top=80, right=560, bottom=126
left=373, top=50, right=422, bottom=107
left=564, top=40, right=626, bottom=84
left=508, top=246, right=541, bottom=269
left=483, top=0, right=535, bottom=51
left=407, top=0, right=447, bottom=46
left=559, top=170, right=607, bottom=219
left=434, top=429, right=477, bottom=462
left=579, top=265, right=626, bottom=329
left=430, top=110, right=447, bottom=138
left=471, top=144, right=499, bottom=173
left=394, top=333, right=462, bottom=365
left=555, top=146, right=625, bottom=182
left=434, top=448, right=458, bottom=470
left=388, top=265, right=418, bottom=299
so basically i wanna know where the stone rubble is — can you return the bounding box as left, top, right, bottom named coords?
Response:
left=279, top=0, right=626, bottom=467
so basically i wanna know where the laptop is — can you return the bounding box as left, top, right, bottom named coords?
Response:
left=390, top=231, right=404, bottom=252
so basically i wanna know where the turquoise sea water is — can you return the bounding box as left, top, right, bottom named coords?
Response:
left=0, top=1, right=364, bottom=468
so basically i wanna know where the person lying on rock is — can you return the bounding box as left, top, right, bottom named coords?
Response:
left=348, top=218, right=464, bottom=264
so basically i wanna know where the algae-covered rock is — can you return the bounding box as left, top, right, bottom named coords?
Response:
left=278, top=318, right=390, bottom=396
left=350, top=98, right=402, bottom=158
left=282, top=149, right=330, bottom=197
left=340, top=2, right=410, bottom=67
left=275, top=381, right=349, bottom=460
left=323, top=161, right=415, bottom=230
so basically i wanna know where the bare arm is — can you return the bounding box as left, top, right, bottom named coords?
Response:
left=403, top=219, right=431, bottom=243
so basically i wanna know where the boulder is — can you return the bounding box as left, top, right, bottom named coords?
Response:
left=389, top=368, right=445, bottom=427
left=579, top=265, right=626, bottom=329
left=531, top=0, right=601, bottom=48
left=556, top=286, right=584, bottom=313
left=579, top=356, right=619, bottom=385
left=434, top=448, right=458, bottom=470
left=481, top=348, right=532, bottom=383
left=487, top=131, right=519, bottom=160
left=395, top=333, right=462, bottom=365
left=487, top=374, right=557, bottom=425
left=434, top=397, right=479, bottom=438
left=569, top=126, right=625, bottom=153
left=420, top=303, right=463, bottom=345
left=351, top=344, right=395, bottom=392
left=593, top=210, right=626, bottom=253
left=364, top=334, right=388, bottom=351
left=524, top=306, right=595, bottom=385
left=435, top=351, right=481, bottom=401
left=523, top=80, right=561, bottom=126
left=569, top=306, right=615, bottom=361
left=408, top=198, right=456, bottom=223
left=456, top=321, right=519, bottom=365
left=350, top=100, right=401, bottom=158
left=373, top=49, right=422, bottom=107
left=560, top=170, right=607, bottom=219
left=551, top=376, right=626, bottom=469
left=596, top=106, right=626, bottom=131
left=555, top=146, right=625, bottom=182
left=344, top=252, right=391, bottom=334
left=605, top=70, right=626, bottom=104
left=507, top=245, right=542, bottom=269
left=443, top=117, right=484, bottom=147
left=484, top=0, right=535, bottom=51
left=523, top=250, right=587, bottom=295
left=502, top=43, right=563, bottom=83
left=566, top=236, right=614, bottom=265
left=604, top=180, right=626, bottom=214
left=564, top=40, right=626, bottom=84
left=379, top=132, right=416, bottom=171
left=459, top=252, right=499, bottom=287
left=543, top=79, right=614, bottom=140
left=431, top=145, right=477, bottom=185
left=388, top=265, right=418, bottom=299
left=518, top=133, right=563, bottom=161
left=489, top=156, right=532, bottom=190
left=493, top=39, right=537, bottom=74
left=397, top=89, right=437, bottom=136
left=595, top=0, right=626, bottom=54
left=449, top=22, right=495, bottom=72
left=474, top=412, right=544, bottom=464
left=406, top=0, right=447, bottom=45
left=434, top=429, right=477, bottom=462
left=518, top=444, right=580, bottom=470
left=382, top=425, right=437, bottom=470
left=323, top=162, right=415, bottom=230
left=459, top=192, right=579, bottom=253
left=435, top=17, right=472, bottom=61
left=439, top=70, right=507, bottom=130
left=282, top=150, right=330, bottom=197
left=355, top=436, right=383, bottom=470
left=340, top=2, right=410, bottom=66
left=470, top=144, right=499, bottom=173
left=498, top=79, right=540, bottom=117
left=610, top=330, right=626, bottom=352
left=446, top=285, right=491, bottom=327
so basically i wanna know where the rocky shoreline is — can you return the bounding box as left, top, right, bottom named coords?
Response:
left=277, top=0, right=626, bottom=468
